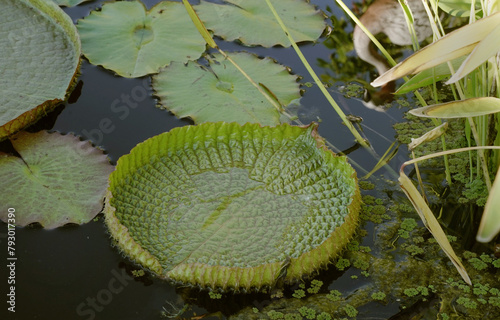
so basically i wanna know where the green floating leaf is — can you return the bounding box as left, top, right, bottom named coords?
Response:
left=195, top=0, right=326, bottom=47
left=52, top=0, right=92, bottom=7
left=0, top=0, right=81, bottom=140
left=77, top=1, right=206, bottom=78
left=0, top=131, right=113, bottom=229
left=152, top=52, right=300, bottom=125
left=409, top=97, right=500, bottom=118
left=104, top=122, right=361, bottom=291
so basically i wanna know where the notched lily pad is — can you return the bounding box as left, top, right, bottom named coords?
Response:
left=195, top=0, right=326, bottom=47
left=104, top=122, right=361, bottom=291
left=0, top=131, right=113, bottom=229
left=77, top=0, right=206, bottom=78
left=0, top=0, right=81, bottom=140
left=152, top=52, right=301, bottom=125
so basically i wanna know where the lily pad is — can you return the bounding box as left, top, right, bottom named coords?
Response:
left=152, top=52, right=300, bottom=125
left=104, top=122, right=360, bottom=291
left=0, top=0, right=81, bottom=140
left=0, top=131, right=113, bottom=229
left=195, top=0, right=326, bottom=47
left=77, top=1, right=206, bottom=78
left=52, top=0, right=92, bottom=7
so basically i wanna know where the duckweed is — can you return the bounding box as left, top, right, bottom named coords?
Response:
left=362, top=195, right=376, bottom=205
left=316, top=312, right=332, bottom=320
left=480, top=254, right=493, bottom=263
left=307, top=280, right=323, bottom=294
left=371, top=292, right=386, bottom=300
left=267, top=310, right=285, bottom=319
left=358, top=181, right=375, bottom=190
left=342, top=304, right=358, bottom=317
left=298, top=306, right=316, bottom=319
left=404, top=288, right=419, bottom=297
left=292, top=289, right=306, bottom=299
left=131, top=269, right=145, bottom=277
left=404, top=244, right=425, bottom=256
left=335, top=258, right=351, bottom=271
left=326, top=290, right=342, bottom=302
left=456, top=297, right=478, bottom=309
left=468, top=257, right=488, bottom=271
left=208, top=291, right=222, bottom=299
left=372, top=205, right=386, bottom=215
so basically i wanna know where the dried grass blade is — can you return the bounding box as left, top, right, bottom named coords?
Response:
left=399, top=172, right=471, bottom=285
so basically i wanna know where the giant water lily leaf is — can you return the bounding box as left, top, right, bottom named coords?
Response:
left=152, top=52, right=300, bottom=125
left=195, top=0, right=326, bottom=47
left=0, top=131, right=113, bottom=229
left=52, top=0, right=92, bottom=7
left=372, top=11, right=500, bottom=87
left=0, top=0, right=80, bottom=140
left=77, top=1, right=206, bottom=78
left=104, top=122, right=361, bottom=291
left=409, top=97, right=500, bottom=118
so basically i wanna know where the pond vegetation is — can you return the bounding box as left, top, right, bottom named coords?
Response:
left=0, top=0, right=499, bottom=319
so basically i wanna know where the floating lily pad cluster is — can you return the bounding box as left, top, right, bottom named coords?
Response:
left=105, top=122, right=360, bottom=291
left=76, top=0, right=326, bottom=124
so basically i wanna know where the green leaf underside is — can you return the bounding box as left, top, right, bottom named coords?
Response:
left=0, top=0, right=80, bottom=139
left=77, top=1, right=206, bottom=78
left=106, top=122, right=360, bottom=290
left=52, top=0, right=92, bottom=7
left=0, top=131, right=113, bottom=229
left=196, top=0, right=325, bottom=47
left=152, top=52, right=300, bottom=125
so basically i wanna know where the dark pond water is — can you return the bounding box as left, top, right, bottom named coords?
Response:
left=0, top=0, right=429, bottom=319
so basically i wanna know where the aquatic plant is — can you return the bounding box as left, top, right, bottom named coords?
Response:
left=105, top=122, right=361, bottom=291
left=0, top=0, right=80, bottom=139
left=368, top=0, right=500, bottom=242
